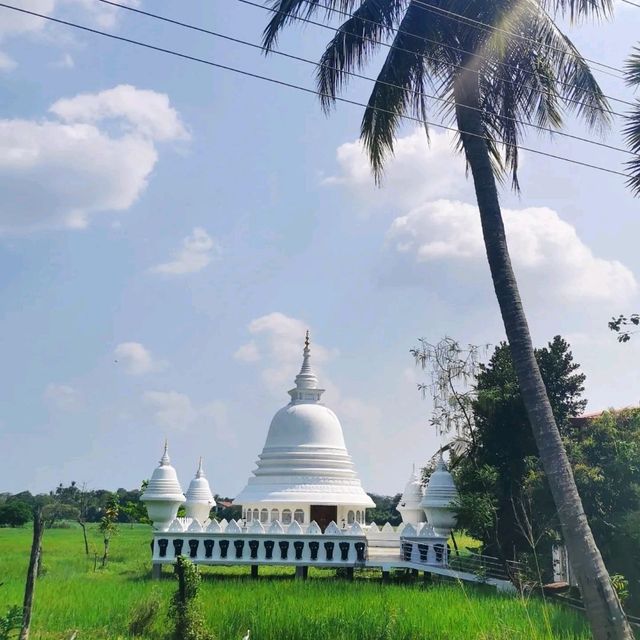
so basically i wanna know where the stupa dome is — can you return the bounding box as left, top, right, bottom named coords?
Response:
left=141, top=442, right=186, bottom=531
left=184, top=458, right=215, bottom=523
left=236, top=332, right=374, bottom=509
left=142, top=442, right=185, bottom=502
left=421, top=454, right=459, bottom=535
left=397, top=466, right=426, bottom=525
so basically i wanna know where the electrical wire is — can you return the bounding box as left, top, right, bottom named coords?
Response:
left=237, top=0, right=633, bottom=115
left=409, top=0, right=624, bottom=78
left=0, top=2, right=630, bottom=179
left=95, top=0, right=636, bottom=157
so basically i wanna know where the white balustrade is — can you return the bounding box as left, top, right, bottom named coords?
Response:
left=152, top=519, right=368, bottom=568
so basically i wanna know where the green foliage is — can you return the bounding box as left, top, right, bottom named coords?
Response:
left=169, top=557, right=213, bottom=640
left=99, top=494, right=119, bottom=568
left=366, top=493, right=402, bottom=526
left=456, top=336, right=586, bottom=564
left=566, top=409, right=640, bottom=611
left=0, top=501, right=31, bottom=527
left=0, top=525, right=591, bottom=640
left=608, top=313, right=639, bottom=342
left=0, top=605, right=21, bottom=640
left=611, top=574, right=630, bottom=604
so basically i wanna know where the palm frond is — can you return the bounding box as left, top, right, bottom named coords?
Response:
left=539, top=0, right=612, bottom=22
left=624, top=100, right=640, bottom=195
left=316, top=0, right=409, bottom=112
left=626, top=47, right=640, bottom=87
left=263, top=0, right=362, bottom=52
left=360, top=2, right=450, bottom=181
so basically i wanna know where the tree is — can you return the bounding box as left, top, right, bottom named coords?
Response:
left=19, top=498, right=77, bottom=640
left=567, top=409, right=640, bottom=613
left=261, top=2, right=632, bottom=637
left=411, top=337, right=486, bottom=460
left=0, top=502, right=31, bottom=527
left=456, top=337, right=586, bottom=560
left=98, top=494, right=119, bottom=569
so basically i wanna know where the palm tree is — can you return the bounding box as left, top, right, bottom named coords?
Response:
left=625, top=47, right=640, bottom=193
left=262, top=1, right=632, bottom=638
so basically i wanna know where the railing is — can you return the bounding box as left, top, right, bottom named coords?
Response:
left=152, top=518, right=368, bottom=567
left=448, top=552, right=524, bottom=582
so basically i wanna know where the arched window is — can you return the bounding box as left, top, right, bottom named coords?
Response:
left=347, top=510, right=355, bottom=524
left=253, top=508, right=259, bottom=521
left=282, top=509, right=292, bottom=524
left=294, top=509, right=305, bottom=524
left=246, top=509, right=252, bottom=522
left=355, top=510, right=361, bottom=523
left=260, top=508, right=269, bottom=523
left=271, top=508, right=279, bottom=522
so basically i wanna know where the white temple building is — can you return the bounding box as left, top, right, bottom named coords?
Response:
left=136, top=332, right=504, bottom=589
left=234, top=332, right=374, bottom=531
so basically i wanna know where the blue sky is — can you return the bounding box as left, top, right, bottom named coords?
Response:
left=0, top=0, right=638, bottom=498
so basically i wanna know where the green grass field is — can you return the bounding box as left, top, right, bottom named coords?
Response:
left=0, top=524, right=591, bottom=640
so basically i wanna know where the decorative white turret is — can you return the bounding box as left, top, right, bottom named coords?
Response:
left=184, top=458, right=215, bottom=524
left=235, top=332, right=374, bottom=530
left=397, top=465, right=426, bottom=525
left=421, top=454, right=459, bottom=536
left=141, top=441, right=186, bottom=531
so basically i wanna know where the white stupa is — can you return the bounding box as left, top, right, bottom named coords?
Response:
left=421, top=453, right=459, bottom=536
left=141, top=441, right=186, bottom=531
left=184, top=458, right=215, bottom=524
left=235, top=332, right=374, bottom=531
left=397, top=465, right=426, bottom=525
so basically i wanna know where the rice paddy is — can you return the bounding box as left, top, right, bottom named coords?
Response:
left=0, top=524, right=591, bottom=639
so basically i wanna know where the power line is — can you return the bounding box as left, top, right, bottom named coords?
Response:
left=291, top=0, right=633, bottom=101
left=410, top=0, right=624, bottom=78
left=0, top=2, right=630, bottom=179
left=239, top=0, right=633, bottom=115
left=619, top=0, right=640, bottom=8
left=96, top=0, right=636, bottom=157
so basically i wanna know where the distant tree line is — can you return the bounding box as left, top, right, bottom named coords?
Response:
left=0, top=483, right=243, bottom=528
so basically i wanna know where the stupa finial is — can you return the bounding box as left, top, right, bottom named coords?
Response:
left=160, top=439, right=170, bottom=466
left=196, top=457, right=204, bottom=478
left=289, top=329, right=323, bottom=402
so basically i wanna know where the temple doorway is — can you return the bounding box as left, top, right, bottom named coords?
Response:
left=310, top=505, right=337, bottom=531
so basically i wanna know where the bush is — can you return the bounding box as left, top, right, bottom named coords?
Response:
left=0, top=502, right=31, bottom=527
left=0, top=605, right=22, bottom=640
left=168, top=557, right=214, bottom=640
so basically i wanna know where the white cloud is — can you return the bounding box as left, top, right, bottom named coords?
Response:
left=43, top=383, right=81, bottom=411
left=114, top=342, right=167, bottom=375
left=51, top=52, right=74, bottom=69
left=0, top=0, right=55, bottom=38
left=323, top=129, right=470, bottom=211
left=0, top=51, right=16, bottom=71
left=143, top=391, right=233, bottom=443
left=237, top=312, right=334, bottom=395
left=387, top=199, right=637, bottom=303
left=51, top=84, right=188, bottom=141
left=0, top=84, right=187, bottom=233
left=151, top=228, right=219, bottom=275
left=233, top=341, right=260, bottom=362
left=0, top=0, right=138, bottom=38
left=143, top=391, right=197, bottom=431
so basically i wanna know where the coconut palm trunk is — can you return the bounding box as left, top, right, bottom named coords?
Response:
left=454, top=69, right=631, bottom=640
left=261, top=0, right=634, bottom=636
